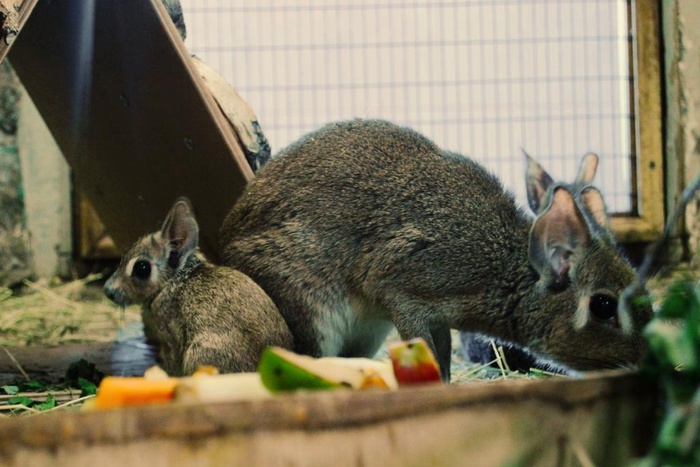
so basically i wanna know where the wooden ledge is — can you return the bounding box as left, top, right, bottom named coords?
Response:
left=0, top=372, right=658, bottom=466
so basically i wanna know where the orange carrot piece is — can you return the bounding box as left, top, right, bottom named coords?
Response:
left=92, top=376, right=177, bottom=410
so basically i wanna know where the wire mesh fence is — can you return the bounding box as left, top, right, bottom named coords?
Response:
left=181, top=0, right=634, bottom=213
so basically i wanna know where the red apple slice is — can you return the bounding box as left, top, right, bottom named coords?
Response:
left=388, top=338, right=442, bottom=385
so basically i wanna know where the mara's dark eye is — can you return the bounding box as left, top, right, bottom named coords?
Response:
left=590, top=293, right=618, bottom=321
left=131, top=260, right=151, bottom=280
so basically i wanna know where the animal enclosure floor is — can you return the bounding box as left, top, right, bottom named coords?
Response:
left=0, top=267, right=691, bottom=387
left=0, top=274, right=144, bottom=385
left=0, top=275, right=517, bottom=386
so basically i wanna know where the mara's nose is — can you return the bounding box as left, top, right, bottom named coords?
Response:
left=103, top=277, right=123, bottom=306
left=104, top=285, right=118, bottom=304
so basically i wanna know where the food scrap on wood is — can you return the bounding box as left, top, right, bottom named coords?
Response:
left=0, top=0, right=22, bottom=45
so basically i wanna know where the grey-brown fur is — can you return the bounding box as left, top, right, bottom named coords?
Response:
left=219, top=119, right=652, bottom=380
left=461, top=151, right=603, bottom=371
left=104, top=198, right=292, bottom=376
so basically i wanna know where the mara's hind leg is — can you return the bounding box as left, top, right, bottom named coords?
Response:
left=182, top=334, right=253, bottom=375
left=339, top=319, right=395, bottom=358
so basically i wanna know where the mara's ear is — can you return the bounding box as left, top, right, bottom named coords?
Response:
left=574, top=152, right=599, bottom=187
left=524, top=150, right=554, bottom=214
left=579, top=186, right=609, bottom=231
left=160, top=197, right=199, bottom=265
left=529, top=187, right=591, bottom=287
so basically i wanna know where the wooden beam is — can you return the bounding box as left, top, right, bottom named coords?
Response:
left=612, top=0, right=665, bottom=243
left=8, top=0, right=253, bottom=258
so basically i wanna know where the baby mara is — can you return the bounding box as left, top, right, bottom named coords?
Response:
left=104, top=198, right=292, bottom=376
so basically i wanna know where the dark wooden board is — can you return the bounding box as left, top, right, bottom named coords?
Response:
left=8, top=0, right=253, bottom=257
left=0, top=342, right=157, bottom=386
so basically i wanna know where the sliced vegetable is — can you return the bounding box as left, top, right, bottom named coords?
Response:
left=143, top=365, right=170, bottom=380
left=175, top=372, right=271, bottom=404
left=321, top=357, right=397, bottom=390
left=257, top=347, right=394, bottom=392
left=91, top=376, right=177, bottom=410
left=192, top=365, right=220, bottom=376
left=388, top=338, right=442, bottom=385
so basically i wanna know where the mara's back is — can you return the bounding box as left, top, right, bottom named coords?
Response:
left=220, top=119, right=530, bottom=275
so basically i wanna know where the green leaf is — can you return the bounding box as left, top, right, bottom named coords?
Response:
left=35, top=395, right=56, bottom=411
left=644, top=320, right=699, bottom=372
left=659, top=282, right=698, bottom=320
left=640, top=278, right=700, bottom=466
left=78, top=377, right=97, bottom=396
left=1, top=385, right=19, bottom=395
left=7, top=396, right=33, bottom=407
left=21, top=380, right=46, bottom=391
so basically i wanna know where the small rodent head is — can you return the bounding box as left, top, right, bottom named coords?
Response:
left=104, top=197, right=199, bottom=307
left=526, top=186, right=652, bottom=371
left=533, top=243, right=651, bottom=371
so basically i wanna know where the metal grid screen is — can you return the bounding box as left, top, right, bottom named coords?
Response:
left=180, top=0, right=634, bottom=213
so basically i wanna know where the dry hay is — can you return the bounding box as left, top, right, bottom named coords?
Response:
left=0, top=273, right=141, bottom=347
left=373, top=328, right=556, bottom=383
left=450, top=340, right=564, bottom=384
left=0, top=389, right=95, bottom=417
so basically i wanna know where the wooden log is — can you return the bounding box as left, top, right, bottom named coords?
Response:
left=192, top=56, right=271, bottom=172
left=0, top=372, right=657, bottom=466
left=0, top=344, right=111, bottom=385
left=0, top=342, right=157, bottom=386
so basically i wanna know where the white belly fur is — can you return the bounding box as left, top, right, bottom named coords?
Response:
left=313, top=295, right=394, bottom=358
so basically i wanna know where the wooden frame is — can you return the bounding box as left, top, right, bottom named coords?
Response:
left=611, top=0, right=665, bottom=242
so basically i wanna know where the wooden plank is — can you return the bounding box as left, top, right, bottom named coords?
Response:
left=17, top=86, right=73, bottom=278
left=0, top=372, right=657, bottom=466
left=7, top=0, right=253, bottom=257
left=611, top=0, right=665, bottom=243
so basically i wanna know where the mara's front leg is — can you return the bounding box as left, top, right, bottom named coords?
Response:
left=430, top=326, right=452, bottom=382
